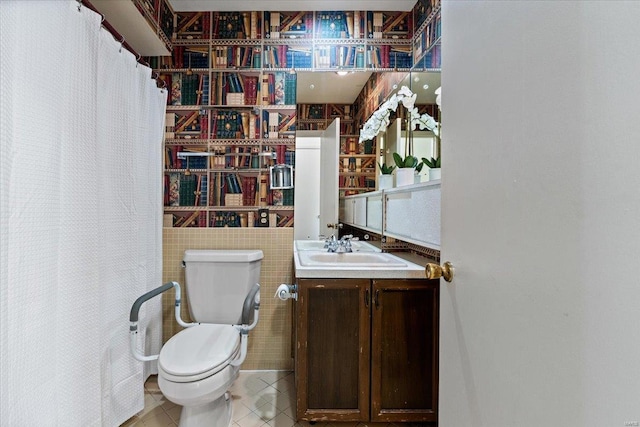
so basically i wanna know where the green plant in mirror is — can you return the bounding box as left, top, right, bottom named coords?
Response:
left=393, top=153, right=418, bottom=169
left=422, top=156, right=441, bottom=168
left=378, top=162, right=396, bottom=175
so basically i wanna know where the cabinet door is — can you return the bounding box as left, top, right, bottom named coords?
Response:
left=371, top=279, right=439, bottom=423
left=295, top=278, right=370, bottom=422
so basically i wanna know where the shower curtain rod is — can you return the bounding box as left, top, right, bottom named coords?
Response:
left=77, top=0, right=149, bottom=68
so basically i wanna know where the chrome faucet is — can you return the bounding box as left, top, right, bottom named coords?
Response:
left=325, top=235, right=338, bottom=252
left=331, top=234, right=353, bottom=253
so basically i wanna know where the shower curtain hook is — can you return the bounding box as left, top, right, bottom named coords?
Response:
left=136, top=54, right=141, bottom=67
left=77, top=0, right=82, bottom=12
left=101, top=14, right=105, bottom=24
left=119, top=36, right=125, bottom=53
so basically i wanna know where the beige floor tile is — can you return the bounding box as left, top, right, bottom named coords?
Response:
left=164, top=404, right=182, bottom=423
left=148, top=391, right=167, bottom=403
left=120, top=415, right=142, bottom=427
left=255, top=399, right=279, bottom=422
left=139, top=405, right=176, bottom=427
left=271, top=375, right=294, bottom=394
left=144, top=376, right=161, bottom=393
left=231, top=390, right=258, bottom=411
left=140, top=393, right=164, bottom=417
left=273, top=390, right=295, bottom=413
left=232, top=401, right=254, bottom=421
left=279, top=403, right=295, bottom=420
left=236, top=411, right=271, bottom=427
left=268, top=411, right=296, bottom=427
left=159, top=397, right=178, bottom=411
left=252, top=370, right=291, bottom=386
left=237, top=372, right=272, bottom=394
left=254, top=387, right=279, bottom=407
left=126, top=371, right=299, bottom=427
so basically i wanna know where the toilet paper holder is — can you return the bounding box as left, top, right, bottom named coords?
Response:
left=275, top=284, right=297, bottom=301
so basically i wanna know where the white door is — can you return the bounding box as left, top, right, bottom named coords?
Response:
left=319, top=118, right=340, bottom=238
left=439, top=2, right=640, bottom=427
left=293, top=134, right=321, bottom=240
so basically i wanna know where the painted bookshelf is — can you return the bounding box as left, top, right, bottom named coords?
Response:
left=150, top=4, right=441, bottom=227
left=411, top=0, right=442, bottom=70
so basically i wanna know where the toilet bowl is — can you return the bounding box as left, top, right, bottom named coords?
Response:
left=158, top=324, right=242, bottom=427
left=154, top=249, right=264, bottom=427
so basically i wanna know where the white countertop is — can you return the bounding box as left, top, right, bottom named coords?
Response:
left=293, top=241, right=429, bottom=279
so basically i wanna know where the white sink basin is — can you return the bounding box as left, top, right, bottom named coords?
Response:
left=296, top=251, right=407, bottom=268
left=294, top=239, right=381, bottom=252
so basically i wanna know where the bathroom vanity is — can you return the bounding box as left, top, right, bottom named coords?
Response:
left=293, top=181, right=441, bottom=423
left=293, top=250, right=439, bottom=424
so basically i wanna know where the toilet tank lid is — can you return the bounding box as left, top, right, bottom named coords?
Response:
left=183, top=249, right=264, bottom=263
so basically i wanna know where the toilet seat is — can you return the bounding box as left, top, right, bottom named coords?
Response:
left=159, top=324, right=240, bottom=383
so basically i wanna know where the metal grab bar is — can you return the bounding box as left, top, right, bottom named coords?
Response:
left=129, top=282, right=261, bottom=364
left=230, top=284, right=261, bottom=366
left=129, top=281, right=196, bottom=362
left=129, top=282, right=172, bottom=323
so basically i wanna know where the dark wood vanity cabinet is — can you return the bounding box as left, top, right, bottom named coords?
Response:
left=295, top=278, right=439, bottom=424
left=295, top=278, right=371, bottom=422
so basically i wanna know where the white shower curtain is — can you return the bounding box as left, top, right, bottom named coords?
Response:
left=0, top=2, right=166, bottom=425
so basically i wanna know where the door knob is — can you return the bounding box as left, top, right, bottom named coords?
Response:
left=425, top=261, right=454, bottom=282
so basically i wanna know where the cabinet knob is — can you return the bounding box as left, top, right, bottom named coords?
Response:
left=425, top=261, right=454, bottom=282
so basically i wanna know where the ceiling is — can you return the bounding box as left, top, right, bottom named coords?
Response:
left=296, top=72, right=372, bottom=104
left=392, top=71, right=441, bottom=104
left=167, top=0, right=417, bottom=12
left=296, top=71, right=440, bottom=105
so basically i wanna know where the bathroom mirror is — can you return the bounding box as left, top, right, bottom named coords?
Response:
left=295, top=70, right=440, bottom=194
left=379, top=71, right=441, bottom=174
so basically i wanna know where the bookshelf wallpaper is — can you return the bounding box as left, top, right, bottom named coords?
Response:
left=157, top=3, right=442, bottom=367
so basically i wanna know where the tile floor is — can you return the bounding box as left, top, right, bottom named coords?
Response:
left=121, top=370, right=417, bottom=427
left=121, top=370, right=301, bottom=427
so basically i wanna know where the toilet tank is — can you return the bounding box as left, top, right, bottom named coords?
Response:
left=183, top=249, right=263, bottom=324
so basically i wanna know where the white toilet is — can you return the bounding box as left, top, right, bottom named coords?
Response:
left=157, top=249, right=263, bottom=427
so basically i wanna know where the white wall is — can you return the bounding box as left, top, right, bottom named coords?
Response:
left=440, top=2, right=640, bottom=426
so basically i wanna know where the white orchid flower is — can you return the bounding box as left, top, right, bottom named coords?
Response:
left=397, top=85, right=413, bottom=98
left=401, top=92, right=417, bottom=111
left=360, top=86, right=441, bottom=144
left=408, top=107, right=421, bottom=130
left=383, top=95, right=398, bottom=112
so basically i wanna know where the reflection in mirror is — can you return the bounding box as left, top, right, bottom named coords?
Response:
left=381, top=71, right=441, bottom=180
left=296, top=72, right=373, bottom=104
left=295, top=70, right=440, bottom=193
